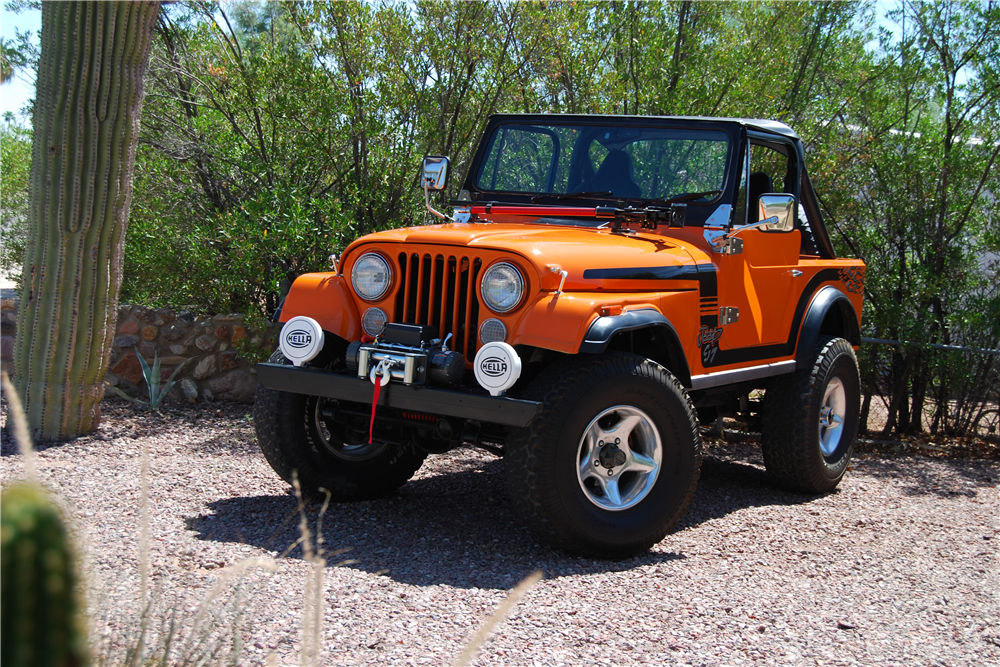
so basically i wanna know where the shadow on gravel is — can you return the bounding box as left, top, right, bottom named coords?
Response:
left=187, top=456, right=690, bottom=589
left=184, top=449, right=852, bottom=589
left=855, top=457, right=997, bottom=498
left=679, top=456, right=816, bottom=528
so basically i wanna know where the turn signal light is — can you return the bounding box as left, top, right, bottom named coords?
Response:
left=601, top=305, right=623, bottom=317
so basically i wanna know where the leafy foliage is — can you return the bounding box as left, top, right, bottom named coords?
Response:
left=2, top=0, right=996, bottom=436
left=0, top=118, right=31, bottom=285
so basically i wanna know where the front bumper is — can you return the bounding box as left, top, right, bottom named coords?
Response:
left=256, top=363, right=542, bottom=427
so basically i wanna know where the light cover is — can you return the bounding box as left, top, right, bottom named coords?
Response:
left=479, top=318, right=507, bottom=344
left=361, top=307, right=388, bottom=336
left=481, top=262, right=524, bottom=313
left=351, top=253, right=391, bottom=301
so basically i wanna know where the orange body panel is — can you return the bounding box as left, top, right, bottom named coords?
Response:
left=280, top=217, right=865, bottom=381
left=280, top=274, right=362, bottom=342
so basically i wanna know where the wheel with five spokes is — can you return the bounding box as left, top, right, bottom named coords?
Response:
left=761, top=336, right=860, bottom=493
left=505, top=352, right=701, bottom=558
left=576, top=405, right=662, bottom=511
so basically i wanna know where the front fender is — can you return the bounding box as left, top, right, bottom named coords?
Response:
left=579, top=308, right=691, bottom=386
left=279, top=273, right=362, bottom=342
left=511, top=293, right=668, bottom=354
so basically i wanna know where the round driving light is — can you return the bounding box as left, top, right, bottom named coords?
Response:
left=362, top=307, right=387, bottom=336
left=351, top=253, right=392, bottom=301
left=474, top=341, right=522, bottom=397
left=479, top=318, right=507, bottom=344
left=480, top=262, right=524, bottom=313
left=278, top=316, right=325, bottom=367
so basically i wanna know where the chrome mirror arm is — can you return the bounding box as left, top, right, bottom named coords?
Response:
left=729, top=216, right=780, bottom=236
left=710, top=216, right=779, bottom=253
left=424, top=183, right=455, bottom=222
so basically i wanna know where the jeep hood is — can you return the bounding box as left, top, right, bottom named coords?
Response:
left=346, top=223, right=701, bottom=290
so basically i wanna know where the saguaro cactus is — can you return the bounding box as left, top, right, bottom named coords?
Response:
left=14, top=1, right=160, bottom=440
left=1, top=483, right=89, bottom=667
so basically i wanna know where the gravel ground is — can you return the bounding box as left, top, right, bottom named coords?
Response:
left=2, top=396, right=998, bottom=666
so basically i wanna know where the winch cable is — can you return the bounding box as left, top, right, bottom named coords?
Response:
left=368, top=358, right=392, bottom=444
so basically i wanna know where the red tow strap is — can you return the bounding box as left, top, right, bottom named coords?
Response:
left=369, top=380, right=381, bottom=444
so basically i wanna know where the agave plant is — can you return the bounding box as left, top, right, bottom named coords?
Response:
left=114, top=348, right=191, bottom=410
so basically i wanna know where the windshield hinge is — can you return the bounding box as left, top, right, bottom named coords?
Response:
left=711, top=237, right=744, bottom=255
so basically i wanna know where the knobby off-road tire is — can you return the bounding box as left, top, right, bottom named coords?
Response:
left=761, top=336, right=860, bottom=493
left=505, top=352, right=701, bottom=559
left=253, top=352, right=426, bottom=501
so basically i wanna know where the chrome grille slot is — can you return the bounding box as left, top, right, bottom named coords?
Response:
left=396, top=252, right=482, bottom=361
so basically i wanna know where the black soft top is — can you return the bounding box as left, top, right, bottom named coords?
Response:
left=486, top=113, right=799, bottom=139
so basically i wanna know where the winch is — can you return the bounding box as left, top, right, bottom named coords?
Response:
left=345, top=323, right=465, bottom=387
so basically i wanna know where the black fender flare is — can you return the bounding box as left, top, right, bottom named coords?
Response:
left=795, top=285, right=861, bottom=370
left=578, top=309, right=692, bottom=387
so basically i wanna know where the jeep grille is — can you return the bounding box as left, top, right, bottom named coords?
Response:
left=394, top=252, right=484, bottom=360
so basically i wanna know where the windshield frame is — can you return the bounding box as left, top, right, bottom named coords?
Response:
left=463, top=114, right=743, bottom=210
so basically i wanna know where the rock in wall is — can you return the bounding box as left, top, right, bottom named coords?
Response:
left=1, top=299, right=279, bottom=404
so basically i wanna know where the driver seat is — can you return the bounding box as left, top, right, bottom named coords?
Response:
left=748, top=172, right=774, bottom=222
left=580, top=150, right=641, bottom=199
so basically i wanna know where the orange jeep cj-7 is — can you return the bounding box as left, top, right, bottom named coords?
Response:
left=254, top=114, right=866, bottom=558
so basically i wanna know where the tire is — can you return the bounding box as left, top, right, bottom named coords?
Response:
left=505, top=352, right=701, bottom=559
left=253, top=352, right=426, bottom=501
left=761, top=336, right=860, bottom=493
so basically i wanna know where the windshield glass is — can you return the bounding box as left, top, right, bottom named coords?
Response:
left=475, top=123, right=730, bottom=201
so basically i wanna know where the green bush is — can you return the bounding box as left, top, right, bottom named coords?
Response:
left=0, top=119, right=31, bottom=287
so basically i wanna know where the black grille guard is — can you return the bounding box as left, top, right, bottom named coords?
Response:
left=256, top=363, right=542, bottom=428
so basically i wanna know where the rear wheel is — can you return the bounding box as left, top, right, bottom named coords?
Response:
left=253, top=352, right=426, bottom=500
left=505, top=352, right=701, bottom=558
left=761, top=336, right=860, bottom=493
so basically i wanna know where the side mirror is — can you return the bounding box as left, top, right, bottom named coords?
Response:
left=757, top=194, right=795, bottom=232
left=422, top=156, right=450, bottom=191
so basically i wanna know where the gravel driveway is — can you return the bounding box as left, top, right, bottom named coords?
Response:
left=2, top=397, right=997, bottom=666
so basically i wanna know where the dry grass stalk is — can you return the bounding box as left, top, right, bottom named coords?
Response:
left=2, top=370, right=36, bottom=482
left=189, top=558, right=279, bottom=632
left=140, top=442, right=151, bottom=602
left=292, top=474, right=332, bottom=667
left=453, top=570, right=544, bottom=667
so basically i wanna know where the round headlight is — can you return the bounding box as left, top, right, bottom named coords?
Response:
left=351, top=253, right=392, bottom=301
left=480, top=262, right=524, bottom=313
left=362, top=307, right=387, bottom=336
left=479, top=318, right=507, bottom=344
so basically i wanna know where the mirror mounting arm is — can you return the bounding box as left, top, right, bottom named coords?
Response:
left=424, top=183, right=455, bottom=222
left=710, top=217, right=778, bottom=254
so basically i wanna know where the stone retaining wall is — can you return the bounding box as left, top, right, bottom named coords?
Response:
left=0, top=299, right=280, bottom=404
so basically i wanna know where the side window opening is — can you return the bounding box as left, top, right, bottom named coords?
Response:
left=749, top=143, right=791, bottom=219
left=748, top=142, right=798, bottom=231
left=733, top=142, right=749, bottom=227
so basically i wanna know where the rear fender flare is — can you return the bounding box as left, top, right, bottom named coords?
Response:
left=796, top=285, right=861, bottom=369
left=579, top=309, right=692, bottom=387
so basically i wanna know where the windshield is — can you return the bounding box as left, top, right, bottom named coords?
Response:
left=475, top=123, right=730, bottom=201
